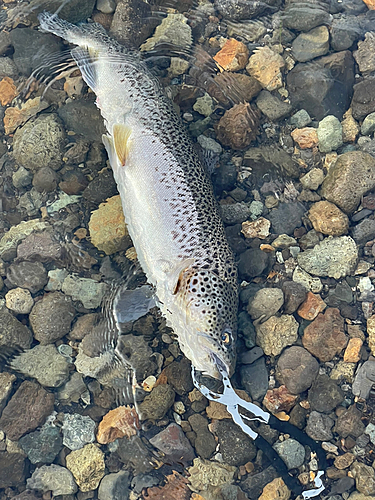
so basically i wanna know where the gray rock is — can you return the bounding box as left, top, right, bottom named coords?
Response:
left=62, top=275, right=107, bottom=309
left=13, top=114, right=66, bottom=172
left=26, top=464, right=77, bottom=496
left=331, top=16, right=361, bottom=51
left=5, top=287, right=34, bottom=314
left=0, top=31, right=11, bottom=56
left=238, top=247, right=270, bottom=280
left=214, top=0, right=279, bottom=21
left=188, top=413, right=216, bottom=459
left=140, top=13, right=192, bottom=52
left=351, top=461, right=375, bottom=496
left=214, top=419, right=257, bottom=466
left=12, top=167, right=32, bottom=189
left=11, top=344, right=69, bottom=388
left=240, top=357, right=269, bottom=401
left=352, top=77, right=375, bottom=120
left=16, top=231, right=63, bottom=263
left=197, top=134, right=222, bottom=155
left=62, top=414, right=96, bottom=451
left=110, top=0, right=159, bottom=47
left=354, top=32, right=375, bottom=75
left=6, top=260, right=48, bottom=293
left=241, top=465, right=278, bottom=499
left=220, top=203, right=251, bottom=225
left=131, top=474, right=159, bottom=493
left=29, top=292, right=76, bottom=345
left=325, top=280, right=353, bottom=306
left=149, top=423, right=195, bottom=465
left=82, top=169, right=119, bottom=204
left=277, top=346, right=319, bottom=394
left=238, top=311, right=257, bottom=349
left=335, top=405, right=365, bottom=438
left=98, top=471, right=130, bottom=500
left=32, top=167, right=58, bottom=193
left=351, top=218, right=375, bottom=244
left=361, top=112, right=375, bottom=136
left=58, top=100, right=106, bottom=142
left=292, top=26, right=330, bottom=62
left=305, top=410, right=334, bottom=441
left=317, top=115, right=343, bottom=153
left=117, top=435, right=154, bottom=474
left=273, top=438, right=305, bottom=469
left=18, top=188, right=45, bottom=217
left=365, top=423, right=375, bottom=444
left=0, top=57, right=20, bottom=79
left=28, top=0, right=96, bottom=23
left=282, top=280, right=307, bottom=314
left=239, top=346, right=264, bottom=365
left=19, top=425, right=62, bottom=464
left=0, top=303, right=32, bottom=349
left=163, top=358, right=193, bottom=396
left=290, top=109, right=311, bottom=128
left=352, top=359, right=375, bottom=399
left=308, top=374, right=344, bottom=413
left=268, top=202, right=306, bottom=235
left=297, top=236, right=358, bottom=279
left=57, top=372, right=87, bottom=404
left=256, top=91, right=292, bottom=121
left=281, top=2, right=332, bottom=31
left=247, top=288, right=284, bottom=321
left=0, top=219, right=49, bottom=261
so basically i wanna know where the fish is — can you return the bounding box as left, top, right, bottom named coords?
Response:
left=37, top=11, right=238, bottom=380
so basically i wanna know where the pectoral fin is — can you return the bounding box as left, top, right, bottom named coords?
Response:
left=113, top=124, right=132, bottom=166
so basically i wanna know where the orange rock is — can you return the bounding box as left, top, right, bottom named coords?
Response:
left=343, top=337, right=363, bottom=363
left=291, top=127, right=318, bottom=149
left=144, top=471, right=191, bottom=500
left=0, top=77, right=17, bottom=106
left=216, top=102, right=259, bottom=150
left=263, top=385, right=297, bottom=414
left=308, top=200, right=349, bottom=236
left=297, top=291, right=326, bottom=320
left=363, top=0, right=375, bottom=9
left=213, top=38, right=249, bottom=71
left=97, top=405, right=140, bottom=444
left=4, top=96, right=49, bottom=135
left=259, top=477, right=290, bottom=500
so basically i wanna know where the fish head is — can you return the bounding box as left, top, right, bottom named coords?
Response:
left=175, top=267, right=238, bottom=379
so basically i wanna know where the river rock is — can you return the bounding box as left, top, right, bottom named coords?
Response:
left=335, top=405, right=365, bottom=438
left=258, top=477, right=290, bottom=500
left=27, top=464, right=77, bottom=496
left=150, top=423, right=195, bottom=465
left=140, top=13, right=192, bottom=51
left=308, top=374, right=344, bottom=413
left=354, top=32, right=375, bottom=75
left=276, top=346, right=319, bottom=394
left=238, top=247, right=270, bottom=279
left=273, top=438, right=305, bottom=469
left=216, top=103, right=259, bottom=150
left=308, top=201, right=349, bottom=236
left=58, top=99, right=106, bottom=142
left=246, top=46, right=285, bottom=91
left=19, top=425, right=62, bottom=464
left=214, top=0, right=279, bottom=21
left=256, top=314, right=298, bottom=357
left=6, top=261, right=48, bottom=293
left=247, top=288, right=284, bottom=321
left=282, top=280, right=307, bottom=314
left=187, top=457, right=236, bottom=491
left=62, top=274, right=107, bottom=309
left=0, top=451, right=27, bottom=488
left=281, top=2, right=332, bottom=31
left=268, top=202, right=305, bottom=235
left=0, top=304, right=32, bottom=349
left=98, top=470, right=130, bottom=500
left=317, top=115, right=343, bottom=153
left=256, top=91, right=292, bottom=121
left=62, top=413, right=96, bottom=451
left=137, top=384, right=175, bottom=420
left=5, top=287, right=33, bottom=314
left=297, top=291, right=326, bottom=320
left=66, top=443, right=105, bottom=492
left=214, top=419, right=256, bottom=466
left=291, top=26, right=329, bottom=62
left=351, top=461, right=375, bottom=496
left=213, top=38, right=249, bottom=71
left=305, top=411, right=334, bottom=441
left=351, top=77, right=375, bottom=120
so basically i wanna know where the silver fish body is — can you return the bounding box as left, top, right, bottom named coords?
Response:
left=38, top=12, right=238, bottom=378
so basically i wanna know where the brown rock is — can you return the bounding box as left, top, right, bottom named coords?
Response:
left=246, top=46, right=285, bottom=91
left=334, top=452, right=355, bottom=469
left=213, top=38, right=249, bottom=71
left=69, top=313, right=98, bottom=340
left=308, top=200, right=349, bottom=236
left=343, top=337, right=363, bottom=363
left=16, top=231, right=63, bottom=263
left=277, top=346, right=319, bottom=394
left=341, top=109, right=359, bottom=143
left=209, top=72, right=262, bottom=106
left=0, top=452, right=27, bottom=488
left=291, top=127, right=318, bottom=149
left=0, top=381, right=54, bottom=440
left=363, top=0, right=375, bottom=8
left=302, top=308, right=348, bottom=362
left=0, top=77, right=17, bottom=106
left=4, top=97, right=49, bottom=135
left=241, top=217, right=270, bottom=239
left=297, top=291, right=326, bottom=320
left=263, top=385, right=297, bottom=414
left=351, top=461, right=375, bottom=496
left=259, top=477, right=290, bottom=500
left=215, top=103, right=259, bottom=150
left=205, top=400, right=231, bottom=420
left=145, top=471, right=191, bottom=500
left=97, top=406, right=140, bottom=444
left=335, top=405, right=365, bottom=438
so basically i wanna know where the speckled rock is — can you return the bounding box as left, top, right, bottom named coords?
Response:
left=62, top=275, right=107, bottom=309
left=0, top=381, right=54, bottom=440
left=247, top=288, right=284, bottom=322
left=291, top=26, right=329, bottom=62
left=57, top=372, right=87, bottom=404
left=238, top=247, right=269, bottom=279
left=273, top=438, right=305, bottom=469
left=149, top=423, right=195, bottom=465
left=187, top=458, right=236, bottom=491
left=308, top=374, right=344, bottom=413
left=268, top=202, right=305, bottom=235
left=19, top=425, right=62, bottom=464
left=12, top=114, right=66, bottom=172
left=276, top=346, right=319, bottom=394
left=66, top=443, right=105, bottom=492
left=140, top=13, right=192, bottom=51
left=256, top=315, right=298, bottom=357
left=0, top=451, right=27, bottom=488
left=6, top=261, right=48, bottom=293
left=246, top=46, right=285, bottom=91
left=5, top=287, right=33, bottom=314
left=29, top=292, right=75, bottom=345
left=263, top=385, right=297, bottom=414
left=241, top=217, right=270, bottom=239
left=305, top=411, right=334, bottom=441
left=98, top=470, right=130, bottom=500
left=302, top=308, right=347, bottom=362
left=321, top=151, right=375, bottom=214
left=317, top=115, right=343, bottom=153
left=342, top=108, right=360, bottom=143
left=300, top=168, right=324, bottom=190
left=62, top=414, right=96, bottom=451
left=138, top=384, right=175, bottom=421
left=308, top=201, right=349, bottom=236
left=259, top=477, right=290, bottom=500
left=0, top=372, right=16, bottom=413
left=26, top=464, right=77, bottom=496
left=216, top=103, right=259, bottom=150
left=213, top=419, right=256, bottom=466
left=188, top=413, right=216, bottom=459
left=0, top=304, right=32, bottom=349
left=240, top=356, right=269, bottom=401
left=351, top=461, right=375, bottom=496
left=10, top=344, right=69, bottom=388
left=297, top=236, right=358, bottom=279
left=335, top=405, right=365, bottom=438
left=89, top=195, right=131, bottom=255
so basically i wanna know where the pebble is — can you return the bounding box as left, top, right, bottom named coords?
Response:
left=149, top=423, right=195, bottom=465
left=305, top=411, right=334, bottom=441
left=97, top=406, right=140, bottom=444
left=193, top=93, right=214, bottom=117
left=291, top=26, right=329, bottom=62
left=256, top=314, right=299, bottom=357
left=344, top=338, right=363, bottom=363
left=98, top=471, right=130, bottom=500
left=258, top=477, right=290, bottom=500
left=213, top=38, right=249, bottom=71
left=26, top=465, right=77, bottom=496
left=188, top=413, right=216, bottom=459
left=96, top=0, right=116, bottom=14
left=57, top=372, right=87, bottom=404
left=241, top=217, right=270, bottom=240
left=62, top=275, right=107, bottom=309
left=300, top=168, right=324, bottom=191
left=0, top=303, right=32, bottom=348
left=238, top=247, right=269, bottom=280
left=0, top=453, right=27, bottom=489
left=302, top=307, right=347, bottom=362
left=66, top=444, right=105, bottom=492
left=216, top=103, right=259, bottom=150
left=352, top=218, right=375, bottom=245
left=290, top=109, right=311, bottom=128
left=29, top=292, right=76, bottom=345
left=246, top=46, right=285, bottom=91
left=58, top=100, right=106, bottom=141
left=308, top=200, right=349, bottom=236
left=0, top=77, right=17, bottom=106
left=308, top=374, right=344, bottom=413
left=89, top=195, right=131, bottom=255
left=255, top=90, right=292, bottom=121
left=342, top=108, right=360, bottom=143
left=330, top=361, right=356, bottom=383
left=138, top=384, right=175, bottom=420
left=367, top=316, right=375, bottom=356
left=10, top=344, right=69, bottom=388
left=116, top=435, right=154, bottom=475
left=354, top=32, right=375, bottom=75
left=12, top=166, right=32, bottom=189
left=282, top=280, right=307, bottom=314
left=263, top=385, right=297, bottom=413
left=0, top=381, right=54, bottom=440
left=16, top=231, right=63, bottom=263
left=268, top=202, right=305, bottom=236
left=6, top=260, right=48, bottom=294
left=19, top=425, right=62, bottom=464
left=273, top=438, right=305, bottom=469
left=247, top=288, right=284, bottom=321
left=62, top=414, right=96, bottom=451
left=241, top=465, right=279, bottom=499
left=334, top=452, right=355, bottom=470
left=297, top=291, right=326, bottom=320
left=220, top=203, right=251, bottom=225
left=317, top=115, right=343, bottom=153
left=297, top=236, right=358, bottom=279
left=140, top=13, right=192, bottom=51
left=361, top=112, right=375, bottom=136
left=187, top=458, right=236, bottom=491
left=240, top=357, right=269, bottom=401
left=272, top=234, right=297, bottom=250
left=352, top=358, right=375, bottom=398
left=351, top=461, right=375, bottom=496
left=276, top=346, right=319, bottom=394
left=336, top=405, right=365, bottom=438
left=164, top=358, right=193, bottom=395
left=5, top=287, right=33, bottom=314
left=213, top=419, right=256, bottom=466
left=0, top=57, right=18, bottom=79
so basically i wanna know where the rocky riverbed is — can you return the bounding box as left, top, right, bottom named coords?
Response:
left=1, top=0, right=375, bottom=499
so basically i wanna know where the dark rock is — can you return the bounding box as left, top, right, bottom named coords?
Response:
left=238, top=310, right=257, bottom=349
left=239, top=346, right=264, bottom=365
left=305, top=410, right=334, bottom=441
left=282, top=281, right=307, bottom=314
left=188, top=414, right=216, bottom=459
left=330, top=476, right=355, bottom=495
left=289, top=403, right=307, bottom=429
left=331, top=16, right=362, bottom=51
left=29, top=292, right=76, bottom=345
left=214, top=419, right=257, bottom=466
left=59, top=169, right=89, bottom=195
left=0, top=381, right=54, bottom=440
left=352, top=77, right=375, bottom=121
left=277, top=346, right=319, bottom=394
left=268, top=202, right=306, bottom=235
left=16, top=231, right=63, bottom=263
left=240, top=357, right=269, bottom=401
left=339, top=303, right=358, bottom=320
left=351, top=218, right=375, bottom=244
left=214, top=0, right=280, bottom=21
left=29, top=0, right=96, bottom=23
left=244, top=145, right=299, bottom=179
left=0, top=451, right=27, bottom=488
left=131, top=474, right=160, bottom=493
left=58, top=100, right=106, bottom=142
left=335, top=405, right=366, bottom=438
left=98, top=470, right=130, bottom=500
left=82, top=169, right=118, bottom=205
left=0, top=305, right=32, bottom=349
left=32, top=167, right=58, bottom=193
left=117, top=435, right=154, bottom=474
left=241, top=465, right=278, bottom=499
left=308, top=374, right=344, bottom=413
left=19, top=426, right=62, bottom=464
left=0, top=31, right=11, bottom=56
left=213, top=161, right=238, bottom=194
left=114, top=334, right=158, bottom=382
left=351, top=209, right=373, bottom=222
left=164, top=358, right=193, bottom=396
left=110, top=0, right=158, bottom=47
left=220, top=203, right=251, bottom=225
left=238, top=247, right=269, bottom=280
left=281, top=1, right=332, bottom=31
left=287, top=51, right=355, bottom=121
left=256, top=91, right=292, bottom=121
left=138, top=384, right=175, bottom=421
left=149, top=423, right=195, bottom=465
left=325, top=280, right=353, bottom=307
left=291, top=26, right=330, bottom=63
left=6, top=260, right=48, bottom=293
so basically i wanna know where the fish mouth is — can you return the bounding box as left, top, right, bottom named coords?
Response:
left=210, top=352, right=231, bottom=379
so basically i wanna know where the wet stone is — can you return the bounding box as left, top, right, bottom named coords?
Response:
left=149, top=423, right=195, bottom=465
left=291, top=26, right=329, bottom=62
left=241, top=466, right=279, bottom=499
left=256, top=91, right=292, bottom=121
left=18, top=425, right=62, bottom=464
left=258, top=477, right=290, bottom=500
left=6, top=260, right=48, bottom=294
left=273, top=438, right=305, bottom=469
left=62, top=275, right=107, bottom=309
left=247, top=288, right=284, bottom=322
left=5, top=287, right=33, bottom=314
left=187, top=457, right=236, bottom=491
left=352, top=359, right=375, bottom=399
left=351, top=219, right=375, bottom=245
left=214, top=0, right=278, bottom=21
left=0, top=451, right=27, bottom=488
left=216, top=103, right=259, bottom=150
left=214, top=419, right=256, bottom=466
left=0, top=372, right=16, bottom=413
left=66, top=443, right=105, bottom=492
left=246, top=47, right=285, bottom=91
left=220, top=203, right=251, bottom=225
left=256, top=314, right=299, bottom=357
left=306, top=410, right=334, bottom=441
left=58, top=100, right=106, bottom=142
left=308, top=374, right=344, bottom=413
left=117, top=435, right=154, bottom=474
left=351, top=461, right=375, bottom=496
left=97, top=406, right=140, bottom=444
left=138, top=384, right=175, bottom=421
left=163, top=358, right=193, bottom=395
left=32, top=167, right=58, bottom=193
left=12, top=166, right=32, bottom=189
left=263, top=385, right=297, bottom=414
left=188, top=413, right=216, bottom=459
left=276, top=346, right=319, bottom=395
left=29, top=291, right=76, bottom=345
left=308, top=201, right=349, bottom=237
left=317, top=115, right=343, bottom=153
left=62, top=414, right=96, bottom=451
left=240, top=357, right=269, bottom=401
left=0, top=381, right=54, bottom=440
left=98, top=470, right=130, bottom=500
left=82, top=169, right=118, bottom=205
left=0, top=304, right=32, bottom=349
left=335, top=405, right=366, bottom=438
left=26, top=464, right=77, bottom=496
left=297, top=291, right=326, bottom=321
left=238, top=247, right=270, bottom=280
left=282, top=280, right=307, bottom=314
left=268, top=202, right=306, bottom=236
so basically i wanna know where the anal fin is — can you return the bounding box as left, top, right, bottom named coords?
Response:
left=113, top=124, right=132, bottom=166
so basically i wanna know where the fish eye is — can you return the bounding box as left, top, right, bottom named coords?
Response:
left=221, top=327, right=232, bottom=345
